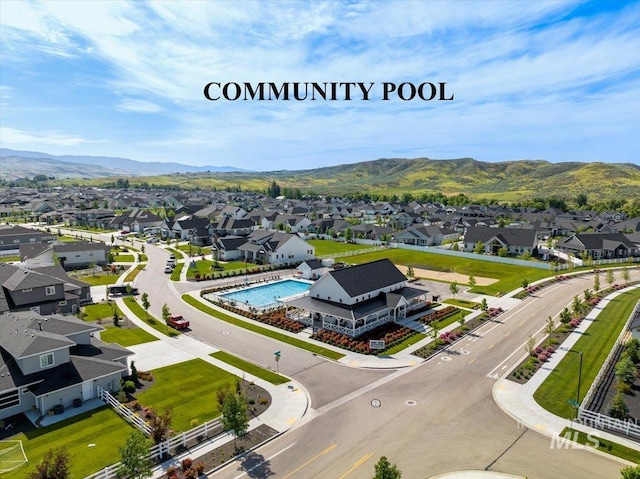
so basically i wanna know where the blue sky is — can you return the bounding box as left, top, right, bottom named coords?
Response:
left=1, top=0, right=638, bottom=170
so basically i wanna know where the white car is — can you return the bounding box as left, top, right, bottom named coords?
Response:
left=164, top=265, right=174, bottom=274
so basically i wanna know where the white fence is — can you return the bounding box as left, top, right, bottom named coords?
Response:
left=578, top=299, right=640, bottom=438
left=577, top=408, right=640, bottom=439
left=88, top=387, right=224, bottom=478
left=98, top=387, right=151, bottom=435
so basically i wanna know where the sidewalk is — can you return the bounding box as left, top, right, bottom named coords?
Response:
left=493, top=285, right=640, bottom=458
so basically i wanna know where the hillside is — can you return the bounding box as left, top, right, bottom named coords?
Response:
left=0, top=149, right=247, bottom=179
left=55, top=157, right=640, bottom=202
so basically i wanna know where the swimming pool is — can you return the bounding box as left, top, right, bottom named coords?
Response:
left=219, top=279, right=312, bottom=308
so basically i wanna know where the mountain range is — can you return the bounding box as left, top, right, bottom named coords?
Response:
left=0, top=148, right=247, bottom=179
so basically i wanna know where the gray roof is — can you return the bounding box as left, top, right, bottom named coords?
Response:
left=52, top=241, right=110, bottom=253
left=327, top=259, right=407, bottom=298
left=32, top=264, right=91, bottom=289
left=2, top=265, right=61, bottom=290
left=464, top=226, right=536, bottom=248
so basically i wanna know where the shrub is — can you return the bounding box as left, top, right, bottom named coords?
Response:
left=181, top=457, right=193, bottom=472
left=123, top=380, right=136, bottom=393
left=196, top=461, right=205, bottom=475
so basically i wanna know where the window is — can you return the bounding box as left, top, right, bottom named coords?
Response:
left=59, top=301, right=67, bottom=306
left=45, top=286, right=56, bottom=296
left=0, top=390, right=19, bottom=410
left=40, top=353, right=54, bottom=368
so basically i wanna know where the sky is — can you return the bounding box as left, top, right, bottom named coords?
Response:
left=0, top=0, right=639, bottom=171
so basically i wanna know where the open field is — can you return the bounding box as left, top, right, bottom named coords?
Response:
left=307, top=239, right=380, bottom=256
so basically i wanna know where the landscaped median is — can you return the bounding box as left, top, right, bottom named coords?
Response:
left=182, top=294, right=344, bottom=360
left=211, top=351, right=290, bottom=385
left=533, top=288, right=640, bottom=420
left=122, top=296, right=180, bottom=337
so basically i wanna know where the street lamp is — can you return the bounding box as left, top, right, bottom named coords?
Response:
left=567, top=349, right=583, bottom=429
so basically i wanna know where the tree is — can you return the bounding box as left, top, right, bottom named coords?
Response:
left=28, top=447, right=71, bottom=479
left=220, top=389, right=249, bottom=452
left=575, top=193, right=588, bottom=208
left=544, top=316, right=555, bottom=336
left=119, top=431, right=152, bottom=479
left=468, top=274, right=476, bottom=289
left=608, top=392, right=629, bottom=419
left=572, top=295, right=583, bottom=316
left=162, top=303, right=171, bottom=324
left=583, top=289, right=592, bottom=301
left=449, top=281, right=459, bottom=299
left=113, top=305, right=121, bottom=327
left=622, top=267, right=630, bottom=285
left=141, top=293, right=150, bottom=319
left=615, top=355, right=637, bottom=386
left=344, top=227, right=353, bottom=242
left=593, top=272, right=601, bottom=293
left=620, top=464, right=640, bottom=479
left=497, top=246, right=508, bottom=257
left=521, top=278, right=529, bottom=289
left=525, top=335, right=536, bottom=356
left=559, top=307, right=572, bottom=324
left=405, top=264, right=414, bottom=278
left=480, top=298, right=488, bottom=311
left=373, top=456, right=402, bottom=479
left=149, top=407, right=173, bottom=444
left=606, top=269, right=615, bottom=288
left=474, top=241, right=485, bottom=254
left=458, top=310, right=466, bottom=327
left=624, top=339, right=640, bottom=365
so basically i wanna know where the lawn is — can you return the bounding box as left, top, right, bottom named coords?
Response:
left=123, top=296, right=180, bottom=337
left=177, top=244, right=211, bottom=256
left=170, top=262, right=184, bottom=281
left=211, top=351, right=290, bottom=385
left=382, top=332, right=427, bottom=355
left=112, top=253, right=135, bottom=262
left=135, top=358, right=238, bottom=432
left=99, top=324, right=158, bottom=347
left=186, top=259, right=252, bottom=278
left=124, top=264, right=145, bottom=282
left=0, top=255, right=20, bottom=262
left=307, top=239, right=381, bottom=257
left=343, top=249, right=550, bottom=295
left=183, top=295, right=344, bottom=360
left=76, top=274, right=119, bottom=286
left=14, top=406, right=134, bottom=479
left=534, top=289, right=640, bottom=419
left=80, top=302, right=123, bottom=322
left=442, top=298, right=479, bottom=309
left=559, top=428, right=640, bottom=463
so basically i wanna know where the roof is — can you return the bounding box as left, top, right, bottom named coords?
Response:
left=464, top=226, right=537, bottom=247
left=2, top=265, right=61, bottom=290
left=299, top=259, right=324, bottom=270
left=324, top=259, right=407, bottom=298
left=52, top=241, right=110, bottom=253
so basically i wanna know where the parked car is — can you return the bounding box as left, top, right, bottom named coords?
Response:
left=164, top=265, right=174, bottom=274
left=146, top=237, right=160, bottom=244
left=166, top=258, right=176, bottom=266
left=167, top=314, right=189, bottom=330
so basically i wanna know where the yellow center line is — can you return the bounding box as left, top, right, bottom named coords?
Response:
left=488, top=343, right=495, bottom=349
left=282, top=443, right=337, bottom=479
left=338, top=453, right=373, bottom=479
left=468, top=358, right=476, bottom=365
left=504, top=331, right=510, bottom=337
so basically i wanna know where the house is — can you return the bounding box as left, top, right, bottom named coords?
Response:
left=171, top=216, right=211, bottom=241
left=285, top=259, right=428, bottom=337
left=0, top=225, right=54, bottom=252
left=0, top=263, right=91, bottom=314
left=395, top=225, right=458, bottom=246
left=20, top=241, right=110, bottom=270
left=463, top=226, right=537, bottom=255
left=296, top=259, right=326, bottom=280
left=0, top=310, right=132, bottom=421
left=210, top=216, right=255, bottom=237
left=556, top=233, right=639, bottom=259
left=240, top=230, right=314, bottom=265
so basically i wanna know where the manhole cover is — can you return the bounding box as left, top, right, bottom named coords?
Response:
left=405, top=400, right=417, bottom=406
left=441, top=356, right=452, bottom=361
left=460, top=349, right=470, bottom=355
left=371, top=399, right=381, bottom=408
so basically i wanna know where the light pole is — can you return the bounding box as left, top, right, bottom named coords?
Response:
left=567, top=349, right=583, bottom=428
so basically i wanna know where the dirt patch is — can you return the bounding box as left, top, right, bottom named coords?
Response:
left=397, top=265, right=498, bottom=286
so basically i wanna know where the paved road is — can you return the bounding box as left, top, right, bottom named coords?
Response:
left=211, top=271, right=640, bottom=479
left=39, top=226, right=640, bottom=478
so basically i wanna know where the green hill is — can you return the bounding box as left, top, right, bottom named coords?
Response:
left=58, top=158, right=640, bottom=202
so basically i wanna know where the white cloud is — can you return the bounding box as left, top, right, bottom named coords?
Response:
left=117, top=98, right=162, bottom=114
left=0, top=127, right=106, bottom=147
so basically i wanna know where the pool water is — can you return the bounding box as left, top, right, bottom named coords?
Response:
left=220, top=279, right=312, bottom=308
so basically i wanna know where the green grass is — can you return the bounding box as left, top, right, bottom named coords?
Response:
left=435, top=309, right=472, bottom=329
left=80, top=302, right=123, bottom=322
left=113, top=253, right=135, bottom=262
left=0, top=255, right=19, bottom=262
left=13, top=406, right=134, bottom=479
left=443, top=298, right=479, bottom=309
left=166, top=247, right=183, bottom=257
left=136, top=359, right=237, bottom=432
left=124, top=264, right=145, bottom=282
left=99, top=324, right=158, bottom=347
left=307, top=239, right=380, bottom=256
left=344, top=249, right=550, bottom=295
left=76, top=274, right=119, bottom=286
left=534, top=289, right=640, bottom=419
left=381, top=332, right=427, bottom=355
left=211, top=351, right=290, bottom=385
left=170, top=262, right=184, bottom=281
left=559, top=428, right=640, bottom=463
left=182, top=294, right=344, bottom=360
left=186, top=259, right=255, bottom=278
left=177, top=244, right=211, bottom=255
left=122, top=296, right=180, bottom=337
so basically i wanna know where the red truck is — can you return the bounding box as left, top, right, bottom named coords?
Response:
left=167, top=314, right=190, bottom=330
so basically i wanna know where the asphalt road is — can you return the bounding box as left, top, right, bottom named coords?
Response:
left=39, top=226, right=640, bottom=478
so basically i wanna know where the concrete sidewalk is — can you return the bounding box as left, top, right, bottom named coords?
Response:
left=493, top=285, right=640, bottom=458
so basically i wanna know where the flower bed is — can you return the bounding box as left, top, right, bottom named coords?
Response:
left=417, top=305, right=459, bottom=325
left=205, top=299, right=305, bottom=333
left=310, top=323, right=418, bottom=355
